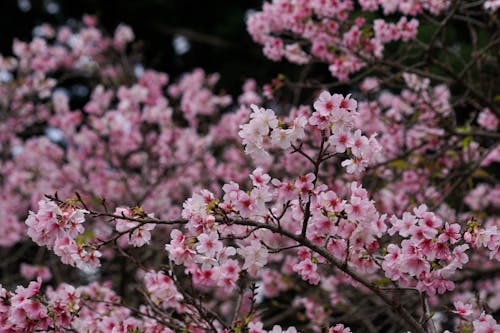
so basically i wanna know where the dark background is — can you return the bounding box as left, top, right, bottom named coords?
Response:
left=0, top=0, right=301, bottom=92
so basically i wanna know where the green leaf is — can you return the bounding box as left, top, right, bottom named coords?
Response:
left=460, top=136, right=473, bottom=149
left=388, top=159, right=410, bottom=169
left=376, top=277, right=391, bottom=286
left=75, top=230, right=95, bottom=246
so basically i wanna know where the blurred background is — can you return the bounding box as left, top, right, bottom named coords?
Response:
left=0, top=0, right=302, bottom=92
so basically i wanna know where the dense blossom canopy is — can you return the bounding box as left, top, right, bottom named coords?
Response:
left=0, top=1, right=499, bottom=333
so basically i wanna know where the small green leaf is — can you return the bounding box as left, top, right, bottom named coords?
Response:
left=460, top=136, right=473, bottom=149
left=388, top=159, right=410, bottom=169
left=376, top=277, right=391, bottom=286
left=75, top=230, right=95, bottom=245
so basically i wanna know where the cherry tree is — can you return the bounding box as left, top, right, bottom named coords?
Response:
left=0, top=1, right=499, bottom=332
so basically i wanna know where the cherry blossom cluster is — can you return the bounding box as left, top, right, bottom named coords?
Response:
left=352, top=71, right=500, bottom=228
left=0, top=279, right=53, bottom=332
left=238, top=104, right=307, bottom=159
left=25, top=198, right=101, bottom=270
left=166, top=191, right=245, bottom=289
left=143, top=270, right=183, bottom=309
left=0, top=19, right=247, bottom=249
left=114, top=207, right=156, bottom=247
left=173, top=154, right=499, bottom=331
left=247, top=0, right=431, bottom=80
left=384, top=205, right=470, bottom=295
left=0, top=279, right=175, bottom=332
left=168, top=69, right=232, bottom=127
left=19, top=263, right=52, bottom=282
left=239, top=92, right=382, bottom=174
left=484, top=0, right=500, bottom=12
left=0, top=16, right=131, bottom=137
left=176, top=165, right=494, bottom=300
left=449, top=301, right=500, bottom=333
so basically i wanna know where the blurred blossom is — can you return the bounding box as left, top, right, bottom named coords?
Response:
left=45, top=127, right=65, bottom=143
left=17, top=0, right=31, bottom=12
left=173, top=35, right=190, bottom=55
left=44, top=0, right=60, bottom=15
left=134, top=64, right=145, bottom=78
left=0, top=70, right=13, bottom=83
left=11, top=145, right=23, bottom=157
left=33, top=24, right=55, bottom=38
left=245, top=9, right=257, bottom=20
